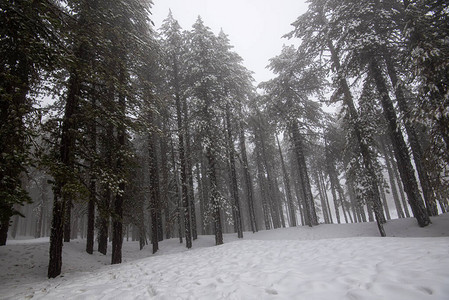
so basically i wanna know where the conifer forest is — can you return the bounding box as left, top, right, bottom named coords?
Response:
left=1, top=0, right=448, bottom=286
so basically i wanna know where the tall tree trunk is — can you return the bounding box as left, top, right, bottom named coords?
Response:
left=239, top=122, right=257, bottom=232
left=274, top=177, right=286, bottom=228
left=148, top=110, right=161, bottom=254
left=48, top=67, right=81, bottom=277
left=345, top=173, right=361, bottom=223
left=97, top=187, right=110, bottom=255
left=315, top=171, right=329, bottom=224
left=86, top=95, right=97, bottom=254
left=329, top=172, right=341, bottom=224
left=320, top=172, right=334, bottom=224
left=159, top=120, right=171, bottom=240
left=383, top=55, right=438, bottom=216
left=207, top=144, right=223, bottom=245
left=380, top=137, right=405, bottom=218
left=291, top=156, right=306, bottom=226
left=379, top=182, right=391, bottom=220
left=338, top=184, right=351, bottom=223
left=254, top=135, right=271, bottom=230
left=170, top=134, right=183, bottom=243
left=369, top=57, right=430, bottom=227
left=324, top=36, right=385, bottom=236
left=174, top=83, right=191, bottom=249
left=111, top=67, right=126, bottom=265
left=184, top=101, right=197, bottom=241
left=225, top=106, right=243, bottom=238
left=290, top=121, right=318, bottom=226
left=372, top=0, right=439, bottom=217
left=86, top=178, right=95, bottom=254
left=47, top=190, right=64, bottom=278
left=389, top=143, right=411, bottom=218
left=255, top=140, right=272, bottom=230
left=196, top=162, right=206, bottom=235
left=276, top=135, right=297, bottom=227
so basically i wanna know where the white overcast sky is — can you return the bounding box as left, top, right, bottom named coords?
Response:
left=151, top=0, right=309, bottom=85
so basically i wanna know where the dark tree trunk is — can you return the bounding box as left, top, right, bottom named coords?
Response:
left=239, top=123, right=257, bottom=233
left=325, top=37, right=385, bottom=236
left=345, top=173, right=361, bottom=223
left=291, top=157, right=306, bottom=226
left=138, top=205, right=146, bottom=250
left=372, top=0, right=439, bottom=217
left=379, top=181, right=391, bottom=221
left=0, top=216, right=10, bottom=246
left=196, top=162, right=206, bottom=235
left=47, top=191, right=64, bottom=278
left=316, top=171, right=329, bottom=224
left=277, top=135, right=297, bottom=227
left=290, top=121, right=318, bottom=226
left=389, top=143, right=411, bottom=218
left=369, top=57, right=430, bottom=227
left=63, top=199, right=72, bottom=242
left=111, top=69, right=126, bottom=265
left=274, top=177, right=286, bottom=228
left=86, top=101, right=96, bottom=254
left=97, top=186, right=110, bottom=255
left=159, top=118, right=171, bottom=240
left=338, top=184, right=351, bottom=223
left=320, top=172, right=334, bottom=223
left=225, top=106, right=243, bottom=238
left=86, top=180, right=95, bottom=254
left=148, top=110, right=161, bottom=254
left=255, top=142, right=272, bottom=230
left=174, top=83, right=191, bottom=249
left=380, top=137, right=405, bottom=218
left=207, top=143, right=223, bottom=245
left=111, top=187, right=123, bottom=264
left=260, top=135, right=281, bottom=229
left=170, top=136, right=183, bottom=244
left=184, top=101, right=197, bottom=241
left=48, top=67, right=81, bottom=277
left=329, top=173, right=340, bottom=224
left=383, top=55, right=438, bottom=216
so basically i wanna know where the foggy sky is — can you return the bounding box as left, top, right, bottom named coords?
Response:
left=151, top=0, right=309, bottom=85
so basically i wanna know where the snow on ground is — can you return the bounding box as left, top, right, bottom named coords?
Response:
left=1, top=214, right=449, bottom=299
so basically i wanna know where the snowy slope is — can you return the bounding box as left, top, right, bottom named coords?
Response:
left=1, top=214, right=449, bottom=299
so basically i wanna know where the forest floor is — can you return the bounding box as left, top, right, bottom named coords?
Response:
left=1, top=214, right=448, bottom=299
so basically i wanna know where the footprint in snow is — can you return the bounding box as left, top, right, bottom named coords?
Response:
left=265, top=288, right=278, bottom=295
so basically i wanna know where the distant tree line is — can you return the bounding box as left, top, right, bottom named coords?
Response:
left=1, top=0, right=447, bottom=279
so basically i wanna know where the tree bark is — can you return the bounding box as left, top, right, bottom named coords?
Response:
left=380, top=137, right=405, bottom=218
left=239, top=122, right=257, bottom=233
left=369, top=57, right=430, bottom=227
left=325, top=37, right=385, bottom=236
left=290, top=121, right=318, bottom=226
left=86, top=179, right=95, bottom=254
left=389, top=143, right=411, bottom=218
left=373, top=0, right=438, bottom=217
left=276, top=135, right=297, bottom=227
left=225, top=106, right=243, bottom=238
left=383, top=55, right=438, bottom=216
left=48, top=66, right=81, bottom=277
left=174, top=80, right=192, bottom=249
left=111, top=67, right=126, bottom=265
left=148, top=110, right=161, bottom=254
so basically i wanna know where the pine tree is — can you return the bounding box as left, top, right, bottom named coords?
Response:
left=185, top=17, right=225, bottom=245
left=159, top=11, right=192, bottom=248
left=287, top=0, right=387, bottom=235
left=0, top=0, right=62, bottom=246
left=260, top=46, right=323, bottom=226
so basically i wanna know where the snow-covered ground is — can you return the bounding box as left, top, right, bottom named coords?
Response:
left=1, top=215, right=449, bottom=299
